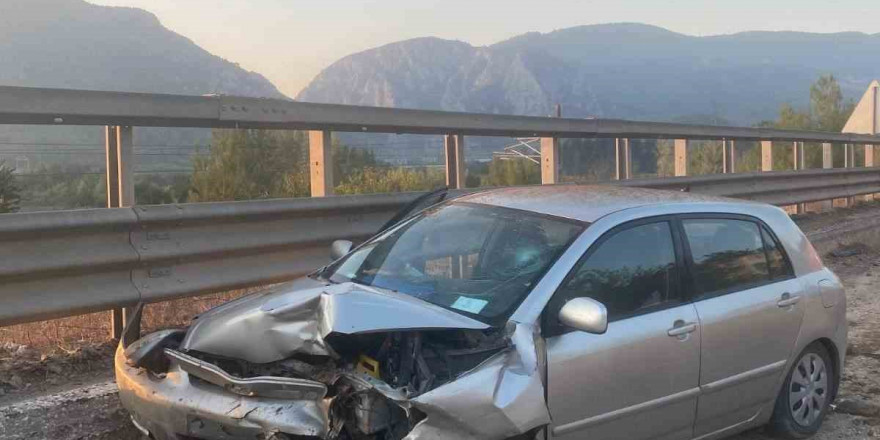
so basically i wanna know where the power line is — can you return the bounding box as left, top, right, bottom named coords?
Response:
left=13, top=170, right=193, bottom=177
left=0, top=141, right=210, bottom=148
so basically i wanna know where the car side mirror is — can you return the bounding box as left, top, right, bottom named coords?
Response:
left=558, top=297, right=608, bottom=334
left=330, top=240, right=353, bottom=260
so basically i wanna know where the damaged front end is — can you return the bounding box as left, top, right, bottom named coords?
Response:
left=116, top=279, right=550, bottom=440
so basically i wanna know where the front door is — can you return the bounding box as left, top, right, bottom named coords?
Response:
left=679, top=217, right=806, bottom=437
left=544, top=220, right=701, bottom=440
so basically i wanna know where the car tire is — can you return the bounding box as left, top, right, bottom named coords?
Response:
left=767, top=342, right=836, bottom=439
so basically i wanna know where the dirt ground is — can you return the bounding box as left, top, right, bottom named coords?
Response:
left=3, top=204, right=880, bottom=439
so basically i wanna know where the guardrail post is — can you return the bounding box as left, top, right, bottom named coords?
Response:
left=821, top=143, right=834, bottom=211
left=761, top=141, right=773, bottom=171
left=722, top=139, right=736, bottom=174
left=444, top=134, right=466, bottom=189
left=845, top=144, right=856, bottom=206
left=793, top=142, right=805, bottom=213
left=615, top=138, right=632, bottom=180
left=541, top=136, right=559, bottom=184
left=674, top=139, right=687, bottom=176
left=105, top=126, right=120, bottom=208
left=869, top=144, right=877, bottom=203
left=106, top=125, right=135, bottom=339
left=309, top=130, right=334, bottom=197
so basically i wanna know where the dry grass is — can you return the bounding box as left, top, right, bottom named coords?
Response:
left=0, top=289, right=255, bottom=356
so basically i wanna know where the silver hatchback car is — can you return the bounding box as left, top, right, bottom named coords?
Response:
left=116, top=185, right=847, bottom=440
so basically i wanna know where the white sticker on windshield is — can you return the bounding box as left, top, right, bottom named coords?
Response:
left=451, top=296, right=488, bottom=314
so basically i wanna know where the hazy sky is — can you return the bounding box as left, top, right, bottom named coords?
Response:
left=89, top=0, right=879, bottom=98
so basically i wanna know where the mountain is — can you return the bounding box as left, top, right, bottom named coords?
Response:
left=0, top=0, right=289, bottom=175
left=0, top=0, right=284, bottom=98
left=298, top=24, right=880, bottom=125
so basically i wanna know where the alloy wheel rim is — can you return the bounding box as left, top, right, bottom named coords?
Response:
left=789, top=353, right=828, bottom=427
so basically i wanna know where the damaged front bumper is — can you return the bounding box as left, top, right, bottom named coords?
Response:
left=115, top=345, right=331, bottom=439
left=115, top=284, right=552, bottom=440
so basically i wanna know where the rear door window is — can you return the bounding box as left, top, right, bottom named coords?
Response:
left=682, top=218, right=771, bottom=296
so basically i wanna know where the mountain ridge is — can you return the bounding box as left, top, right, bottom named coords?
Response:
left=297, top=23, right=880, bottom=126
left=0, top=0, right=285, bottom=99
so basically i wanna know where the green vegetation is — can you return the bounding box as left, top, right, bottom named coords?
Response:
left=755, top=74, right=857, bottom=169
left=18, top=164, right=103, bottom=211
left=0, top=161, right=21, bottom=213
left=482, top=158, right=541, bottom=187
left=189, top=130, right=311, bottom=202
left=335, top=167, right=445, bottom=195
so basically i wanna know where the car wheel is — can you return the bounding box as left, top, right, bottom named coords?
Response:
left=768, top=342, right=835, bottom=439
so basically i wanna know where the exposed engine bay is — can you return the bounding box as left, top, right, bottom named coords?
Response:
left=172, top=329, right=508, bottom=439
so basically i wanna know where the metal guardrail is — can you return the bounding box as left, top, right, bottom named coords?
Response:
left=1, top=85, right=879, bottom=143
left=2, top=168, right=879, bottom=327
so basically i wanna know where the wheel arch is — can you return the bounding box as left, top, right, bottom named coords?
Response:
left=814, top=337, right=842, bottom=403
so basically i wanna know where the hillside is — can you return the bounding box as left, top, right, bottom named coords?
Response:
left=0, top=0, right=284, bottom=98
left=0, top=0, right=288, bottom=174
left=298, top=24, right=880, bottom=125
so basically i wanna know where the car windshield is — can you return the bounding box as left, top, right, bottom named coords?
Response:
left=324, top=202, right=586, bottom=324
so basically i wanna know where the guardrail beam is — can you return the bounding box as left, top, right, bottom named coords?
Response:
left=5, top=169, right=880, bottom=329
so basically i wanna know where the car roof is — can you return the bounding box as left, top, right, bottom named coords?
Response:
left=455, top=184, right=759, bottom=223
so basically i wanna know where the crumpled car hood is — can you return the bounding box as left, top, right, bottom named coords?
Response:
left=180, top=277, right=490, bottom=364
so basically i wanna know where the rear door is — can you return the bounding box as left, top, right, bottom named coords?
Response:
left=545, top=219, right=701, bottom=440
left=680, top=216, right=805, bottom=437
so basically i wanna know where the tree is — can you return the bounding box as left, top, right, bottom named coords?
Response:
left=190, top=129, right=387, bottom=202
left=755, top=74, right=856, bottom=169
left=20, top=164, right=104, bottom=210
left=0, top=161, right=21, bottom=213
left=136, top=174, right=192, bottom=205
left=811, top=75, right=854, bottom=132
left=189, top=129, right=311, bottom=202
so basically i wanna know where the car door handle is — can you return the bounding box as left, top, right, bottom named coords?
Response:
left=777, top=293, right=801, bottom=308
left=667, top=322, right=698, bottom=337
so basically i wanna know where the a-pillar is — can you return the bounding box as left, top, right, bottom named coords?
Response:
left=615, top=138, right=632, bottom=180
left=309, top=131, right=334, bottom=197
left=444, top=134, right=466, bottom=189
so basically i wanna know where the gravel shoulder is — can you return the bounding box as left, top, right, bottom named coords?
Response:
left=4, top=204, right=880, bottom=439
